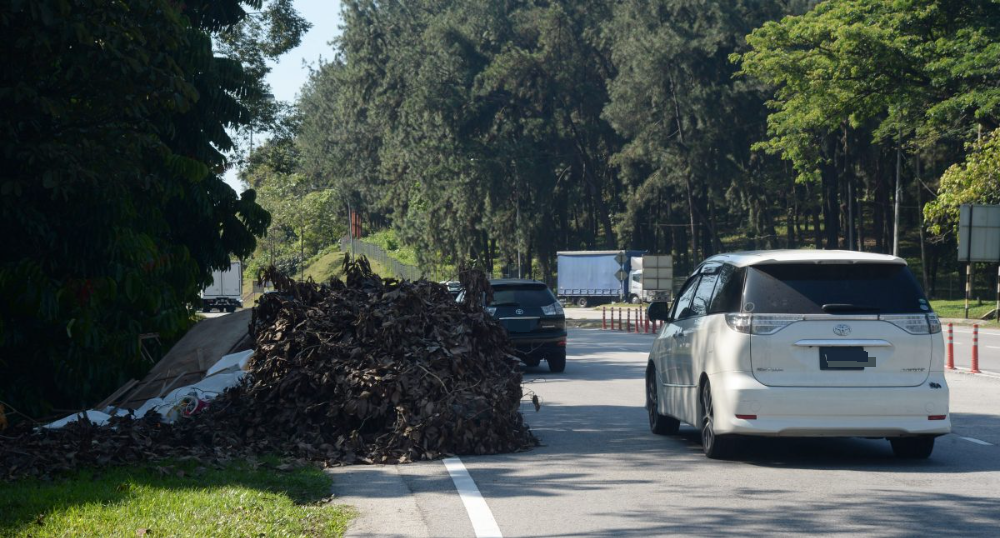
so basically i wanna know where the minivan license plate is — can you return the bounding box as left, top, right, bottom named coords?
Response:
left=819, top=347, right=874, bottom=370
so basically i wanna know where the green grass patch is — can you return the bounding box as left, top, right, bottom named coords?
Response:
left=589, top=302, right=643, bottom=309
left=0, top=460, right=352, bottom=538
left=303, top=246, right=347, bottom=284
left=930, top=299, right=999, bottom=322
left=365, top=229, right=419, bottom=266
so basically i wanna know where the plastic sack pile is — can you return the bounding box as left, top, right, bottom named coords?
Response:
left=0, top=256, right=537, bottom=480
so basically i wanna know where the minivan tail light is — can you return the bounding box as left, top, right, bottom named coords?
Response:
left=725, top=313, right=802, bottom=335
left=926, top=313, right=942, bottom=334
left=725, top=313, right=752, bottom=334
left=881, top=314, right=938, bottom=334
left=752, top=314, right=805, bottom=334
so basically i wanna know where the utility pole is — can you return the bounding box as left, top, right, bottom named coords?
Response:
left=516, top=198, right=522, bottom=279
left=848, top=180, right=854, bottom=250
left=893, top=128, right=902, bottom=256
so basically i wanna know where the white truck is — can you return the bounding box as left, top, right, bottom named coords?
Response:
left=200, top=260, right=243, bottom=313
left=627, top=255, right=673, bottom=304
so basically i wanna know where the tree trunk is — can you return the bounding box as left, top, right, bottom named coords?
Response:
left=821, top=144, right=840, bottom=249
left=686, top=175, right=698, bottom=263
left=813, top=209, right=822, bottom=249
left=916, top=156, right=930, bottom=293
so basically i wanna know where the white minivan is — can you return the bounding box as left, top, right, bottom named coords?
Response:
left=645, top=250, right=950, bottom=459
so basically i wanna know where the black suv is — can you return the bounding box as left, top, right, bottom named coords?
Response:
left=486, top=279, right=567, bottom=372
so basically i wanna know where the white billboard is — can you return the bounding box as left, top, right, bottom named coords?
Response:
left=958, top=204, right=1000, bottom=262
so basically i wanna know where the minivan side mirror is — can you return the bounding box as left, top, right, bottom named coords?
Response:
left=647, top=301, right=671, bottom=322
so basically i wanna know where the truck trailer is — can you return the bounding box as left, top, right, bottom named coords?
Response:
left=200, top=260, right=243, bottom=313
left=556, top=250, right=644, bottom=307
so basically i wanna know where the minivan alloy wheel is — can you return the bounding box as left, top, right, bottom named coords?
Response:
left=700, top=380, right=736, bottom=459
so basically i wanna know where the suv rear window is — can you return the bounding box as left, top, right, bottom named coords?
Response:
left=743, top=263, right=929, bottom=314
left=491, top=284, right=557, bottom=307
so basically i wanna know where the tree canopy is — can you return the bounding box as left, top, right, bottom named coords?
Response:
left=0, top=0, right=305, bottom=416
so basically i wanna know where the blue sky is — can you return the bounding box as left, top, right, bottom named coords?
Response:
left=224, top=0, right=343, bottom=193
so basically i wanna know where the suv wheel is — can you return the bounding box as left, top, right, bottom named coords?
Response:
left=890, top=436, right=935, bottom=459
left=701, top=380, right=737, bottom=459
left=646, top=364, right=680, bottom=435
left=547, top=349, right=566, bottom=373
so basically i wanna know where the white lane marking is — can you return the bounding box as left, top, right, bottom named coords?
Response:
left=959, top=436, right=994, bottom=446
left=443, top=457, right=503, bottom=538
left=987, top=346, right=1000, bottom=349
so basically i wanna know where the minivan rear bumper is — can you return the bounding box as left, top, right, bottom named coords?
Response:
left=709, top=370, right=951, bottom=437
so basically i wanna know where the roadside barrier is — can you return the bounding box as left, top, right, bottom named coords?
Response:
left=946, top=323, right=955, bottom=370
left=971, top=324, right=982, bottom=374
left=596, top=306, right=659, bottom=334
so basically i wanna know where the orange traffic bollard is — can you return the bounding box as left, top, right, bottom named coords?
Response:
left=602, top=306, right=607, bottom=330
left=946, top=323, right=955, bottom=370
left=618, top=308, right=623, bottom=331
left=626, top=309, right=631, bottom=333
left=971, top=324, right=982, bottom=373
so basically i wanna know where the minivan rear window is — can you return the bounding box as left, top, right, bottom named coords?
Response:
left=490, top=285, right=557, bottom=307
left=743, top=263, right=929, bottom=314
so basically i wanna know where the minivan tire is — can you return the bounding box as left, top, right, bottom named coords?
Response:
left=548, top=350, right=566, bottom=373
left=890, top=436, right=935, bottom=459
left=646, top=364, right=680, bottom=435
left=701, top=380, right=738, bottom=459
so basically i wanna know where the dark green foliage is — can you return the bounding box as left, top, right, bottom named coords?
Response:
left=0, top=0, right=272, bottom=416
left=257, top=0, right=1000, bottom=301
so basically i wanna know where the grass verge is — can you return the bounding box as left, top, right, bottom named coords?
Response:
left=303, top=247, right=348, bottom=284
left=930, top=299, right=999, bottom=323
left=0, top=460, right=352, bottom=537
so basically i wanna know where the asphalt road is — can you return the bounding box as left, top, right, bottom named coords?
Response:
left=330, top=328, right=1000, bottom=537
left=947, top=324, right=1000, bottom=374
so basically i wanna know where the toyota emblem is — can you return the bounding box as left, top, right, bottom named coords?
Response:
left=515, top=308, right=524, bottom=315
left=833, top=324, right=852, bottom=336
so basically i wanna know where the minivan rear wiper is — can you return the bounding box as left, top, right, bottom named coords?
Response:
left=822, top=303, right=880, bottom=313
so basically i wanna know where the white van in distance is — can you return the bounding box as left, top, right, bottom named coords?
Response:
left=645, top=250, right=949, bottom=459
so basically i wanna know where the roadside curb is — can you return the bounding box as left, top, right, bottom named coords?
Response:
left=327, top=465, right=430, bottom=538
left=941, top=317, right=1000, bottom=328
left=566, top=319, right=603, bottom=329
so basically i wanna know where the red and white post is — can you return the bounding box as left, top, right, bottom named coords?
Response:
left=626, top=309, right=631, bottom=333
left=946, top=323, right=955, bottom=370
left=971, top=324, right=982, bottom=374
left=602, top=306, right=607, bottom=330
left=618, top=308, right=623, bottom=331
